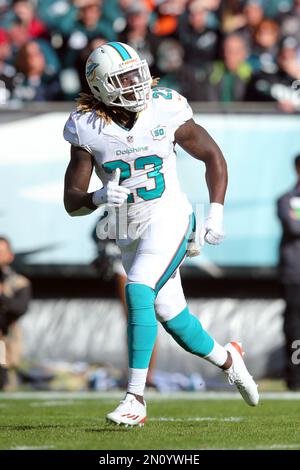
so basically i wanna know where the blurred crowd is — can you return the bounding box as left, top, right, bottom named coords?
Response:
left=0, top=0, right=300, bottom=109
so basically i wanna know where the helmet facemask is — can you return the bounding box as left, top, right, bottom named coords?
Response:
left=102, top=60, right=151, bottom=112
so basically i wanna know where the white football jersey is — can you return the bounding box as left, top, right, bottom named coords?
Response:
left=63, top=87, right=193, bottom=230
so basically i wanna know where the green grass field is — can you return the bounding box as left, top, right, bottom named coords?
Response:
left=0, top=393, right=300, bottom=450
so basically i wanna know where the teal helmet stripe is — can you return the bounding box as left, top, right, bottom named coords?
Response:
left=107, top=42, right=132, bottom=61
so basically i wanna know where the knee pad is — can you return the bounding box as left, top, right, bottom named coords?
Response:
left=126, top=283, right=156, bottom=325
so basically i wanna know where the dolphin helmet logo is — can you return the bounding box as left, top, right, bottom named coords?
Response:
left=86, top=61, right=99, bottom=78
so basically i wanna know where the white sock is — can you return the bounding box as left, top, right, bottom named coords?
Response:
left=204, top=341, right=228, bottom=367
left=127, top=368, right=148, bottom=396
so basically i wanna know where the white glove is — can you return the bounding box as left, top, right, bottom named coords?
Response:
left=92, top=168, right=130, bottom=207
left=200, top=202, right=225, bottom=246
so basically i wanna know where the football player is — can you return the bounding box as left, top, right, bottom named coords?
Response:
left=63, top=42, right=259, bottom=426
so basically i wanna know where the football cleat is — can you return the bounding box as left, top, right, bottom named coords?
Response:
left=224, top=342, right=259, bottom=407
left=106, top=393, right=147, bottom=427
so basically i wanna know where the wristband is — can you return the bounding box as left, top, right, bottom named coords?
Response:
left=208, top=202, right=223, bottom=220
left=92, top=187, right=106, bottom=207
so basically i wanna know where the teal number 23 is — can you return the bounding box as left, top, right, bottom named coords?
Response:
left=102, top=155, right=165, bottom=203
left=152, top=88, right=172, bottom=100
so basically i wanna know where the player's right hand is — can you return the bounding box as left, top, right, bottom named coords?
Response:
left=200, top=202, right=225, bottom=246
left=92, top=168, right=130, bottom=207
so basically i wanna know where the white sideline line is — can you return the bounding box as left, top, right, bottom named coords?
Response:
left=149, top=417, right=244, bottom=423
left=9, top=444, right=300, bottom=451
left=10, top=445, right=55, bottom=450
left=29, top=400, right=76, bottom=407
left=256, top=444, right=300, bottom=450
left=200, top=445, right=300, bottom=450
left=0, top=391, right=300, bottom=400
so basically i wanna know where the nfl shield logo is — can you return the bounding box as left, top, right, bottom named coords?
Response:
left=127, top=136, right=134, bottom=143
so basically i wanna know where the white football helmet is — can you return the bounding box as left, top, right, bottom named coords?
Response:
left=85, top=42, right=152, bottom=112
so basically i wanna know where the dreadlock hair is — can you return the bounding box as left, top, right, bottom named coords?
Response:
left=76, top=93, right=113, bottom=123
left=76, top=78, right=160, bottom=124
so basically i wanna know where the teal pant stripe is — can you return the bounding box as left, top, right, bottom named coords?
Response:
left=155, top=213, right=195, bottom=293
left=162, top=306, right=214, bottom=357
left=107, top=42, right=131, bottom=61
left=126, top=283, right=157, bottom=369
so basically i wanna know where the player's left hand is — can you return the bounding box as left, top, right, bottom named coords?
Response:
left=200, top=203, right=225, bottom=246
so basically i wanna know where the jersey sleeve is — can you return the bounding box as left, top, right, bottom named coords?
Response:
left=170, top=90, right=193, bottom=130
left=63, top=111, right=80, bottom=146
left=152, top=88, right=193, bottom=131
left=63, top=111, right=93, bottom=154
